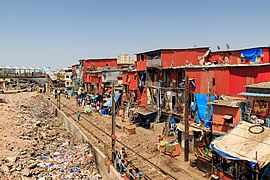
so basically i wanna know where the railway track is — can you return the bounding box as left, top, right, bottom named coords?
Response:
left=46, top=95, right=177, bottom=180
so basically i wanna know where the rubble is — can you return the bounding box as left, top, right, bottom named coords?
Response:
left=0, top=92, right=101, bottom=179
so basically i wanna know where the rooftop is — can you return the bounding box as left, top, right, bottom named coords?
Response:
left=210, top=46, right=270, bottom=54
left=135, top=47, right=209, bottom=55
left=245, top=82, right=270, bottom=89
left=209, top=96, right=245, bottom=107
left=79, top=58, right=117, bottom=62
left=162, top=62, right=270, bottom=69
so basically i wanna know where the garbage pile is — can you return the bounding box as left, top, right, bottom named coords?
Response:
left=0, top=93, right=101, bottom=179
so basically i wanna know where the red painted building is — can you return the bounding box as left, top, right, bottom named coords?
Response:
left=81, top=58, right=118, bottom=94
left=135, top=47, right=210, bottom=106
left=209, top=47, right=270, bottom=65
left=185, top=63, right=270, bottom=97
left=82, top=58, right=119, bottom=73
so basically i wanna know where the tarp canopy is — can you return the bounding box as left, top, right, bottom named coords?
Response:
left=195, top=94, right=215, bottom=128
left=210, top=121, right=270, bottom=168
left=241, top=48, right=262, bottom=62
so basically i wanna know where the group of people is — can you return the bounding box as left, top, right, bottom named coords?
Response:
left=115, top=147, right=144, bottom=180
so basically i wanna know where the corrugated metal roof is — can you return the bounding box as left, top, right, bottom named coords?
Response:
left=245, top=82, right=270, bottom=89
left=239, top=92, right=270, bottom=97
left=135, top=47, right=209, bottom=55
left=211, top=46, right=270, bottom=53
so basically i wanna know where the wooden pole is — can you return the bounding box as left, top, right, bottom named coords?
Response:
left=184, top=75, right=189, bottom=162
left=57, top=74, right=61, bottom=110
left=111, top=81, right=116, bottom=163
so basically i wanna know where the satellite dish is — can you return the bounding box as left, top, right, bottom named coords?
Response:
left=217, top=45, right=221, bottom=50
left=226, top=43, right=230, bottom=50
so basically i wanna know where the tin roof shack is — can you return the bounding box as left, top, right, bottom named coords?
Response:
left=209, top=97, right=245, bottom=135
left=239, top=82, right=270, bottom=127
left=185, top=63, right=270, bottom=97
left=121, top=69, right=138, bottom=106
left=209, top=46, right=270, bottom=65
left=135, top=47, right=209, bottom=109
left=210, top=121, right=270, bottom=180
left=81, top=58, right=119, bottom=93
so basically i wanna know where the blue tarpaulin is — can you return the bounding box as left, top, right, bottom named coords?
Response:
left=139, top=71, right=146, bottom=88
left=91, top=95, right=99, bottom=99
left=241, top=48, right=262, bottom=62
left=105, top=92, right=121, bottom=107
left=194, top=94, right=215, bottom=129
left=67, top=89, right=73, bottom=95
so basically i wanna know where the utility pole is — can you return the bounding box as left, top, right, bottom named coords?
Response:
left=207, top=82, right=212, bottom=116
left=184, top=75, right=189, bottom=162
left=57, top=73, right=61, bottom=110
left=111, top=81, right=116, bottom=163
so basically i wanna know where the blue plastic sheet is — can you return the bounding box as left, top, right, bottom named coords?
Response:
left=139, top=71, right=146, bottom=88
left=105, top=92, right=121, bottom=107
left=194, top=94, right=215, bottom=128
left=91, top=95, right=99, bottom=100
left=67, top=89, right=73, bottom=95
left=241, top=48, right=262, bottom=62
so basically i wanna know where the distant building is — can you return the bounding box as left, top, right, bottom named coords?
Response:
left=117, top=54, right=133, bottom=65
left=63, top=67, right=73, bottom=88
left=71, top=64, right=80, bottom=90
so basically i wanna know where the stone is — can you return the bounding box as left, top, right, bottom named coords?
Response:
left=16, top=164, right=22, bottom=171
left=5, top=156, right=17, bottom=163
left=47, top=130, right=57, bottom=137
left=21, top=168, right=30, bottom=176
left=6, top=162, right=14, bottom=167
left=35, top=121, right=41, bottom=127
left=21, top=151, right=27, bottom=155
left=37, top=163, right=46, bottom=168
left=21, top=176, right=34, bottom=180
left=10, top=166, right=16, bottom=172
left=28, top=162, right=37, bottom=169
left=1, top=164, right=9, bottom=175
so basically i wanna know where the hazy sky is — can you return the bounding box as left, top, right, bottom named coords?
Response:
left=0, top=0, right=269, bottom=69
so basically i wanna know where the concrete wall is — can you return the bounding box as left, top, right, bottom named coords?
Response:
left=40, top=95, right=119, bottom=180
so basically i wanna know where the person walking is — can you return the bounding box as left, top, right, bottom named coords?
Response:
left=76, top=111, right=80, bottom=121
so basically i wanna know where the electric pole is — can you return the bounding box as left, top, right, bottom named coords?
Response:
left=184, top=75, right=189, bottom=162
left=111, top=81, right=116, bottom=163
left=57, top=73, right=61, bottom=110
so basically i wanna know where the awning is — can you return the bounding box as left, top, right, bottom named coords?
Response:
left=136, top=108, right=156, bottom=116
left=239, top=92, right=270, bottom=97
left=223, top=115, right=232, bottom=120
left=210, top=121, right=270, bottom=168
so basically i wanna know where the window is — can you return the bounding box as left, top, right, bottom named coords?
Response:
left=212, top=78, right=216, bottom=86
left=66, top=75, right=69, bottom=79
left=140, top=54, right=144, bottom=61
left=223, top=114, right=233, bottom=124
left=106, top=64, right=108, bottom=66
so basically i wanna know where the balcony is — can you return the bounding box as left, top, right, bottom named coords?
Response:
left=147, top=58, right=162, bottom=67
